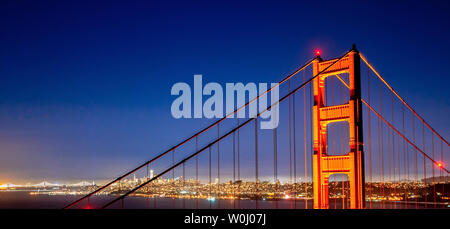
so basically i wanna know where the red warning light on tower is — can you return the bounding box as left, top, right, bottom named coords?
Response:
left=315, top=49, right=321, bottom=56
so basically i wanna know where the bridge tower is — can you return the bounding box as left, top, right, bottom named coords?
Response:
left=312, top=45, right=365, bottom=209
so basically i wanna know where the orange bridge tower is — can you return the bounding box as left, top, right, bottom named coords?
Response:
left=312, top=45, right=365, bottom=209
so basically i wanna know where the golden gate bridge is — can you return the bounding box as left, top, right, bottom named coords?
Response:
left=63, top=44, right=449, bottom=209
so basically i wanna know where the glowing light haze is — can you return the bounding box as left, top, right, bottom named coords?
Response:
left=0, top=1, right=449, bottom=183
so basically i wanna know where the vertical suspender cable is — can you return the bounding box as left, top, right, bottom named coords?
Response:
left=396, top=124, right=400, bottom=208
left=233, top=131, right=236, bottom=182
left=209, top=147, right=212, bottom=209
left=407, top=135, right=410, bottom=207
left=172, top=150, right=175, bottom=208
left=233, top=131, right=236, bottom=209
left=288, top=79, right=293, bottom=208
left=217, top=124, right=220, bottom=208
left=422, top=122, right=426, bottom=208
left=289, top=79, right=293, bottom=184
left=367, top=68, right=372, bottom=208
left=441, top=141, right=444, bottom=196
left=273, top=116, right=278, bottom=209
left=386, top=104, right=391, bottom=207
left=379, top=80, right=385, bottom=208
left=391, top=93, right=395, bottom=208
left=293, top=82, right=297, bottom=208
left=402, top=104, right=407, bottom=208
left=303, top=70, right=308, bottom=209
left=432, top=134, right=435, bottom=207
left=182, top=161, right=185, bottom=208
left=255, top=119, right=259, bottom=209
left=237, top=118, right=241, bottom=208
left=237, top=118, right=240, bottom=181
left=413, top=115, right=417, bottom=208
left=196, top=137, right=199, bottom=209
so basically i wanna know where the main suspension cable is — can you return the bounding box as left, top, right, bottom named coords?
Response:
left=360, top=54, right=449, bottom=146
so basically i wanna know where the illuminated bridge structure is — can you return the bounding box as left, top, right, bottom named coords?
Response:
left=64, top=45, right=449, bottom=209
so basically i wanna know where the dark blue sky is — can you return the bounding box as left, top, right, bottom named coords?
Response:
left=1, top=0, right=449, bottom=183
